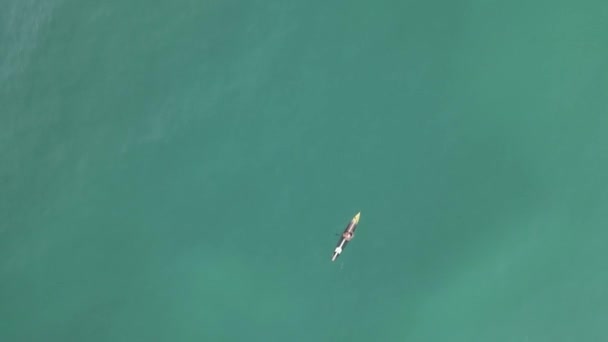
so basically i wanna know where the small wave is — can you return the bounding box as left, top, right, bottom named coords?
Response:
left=0, top=0, right=59, bottom=84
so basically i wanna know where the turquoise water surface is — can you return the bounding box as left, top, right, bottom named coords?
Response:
left=2, top=1, right=608, bottom=341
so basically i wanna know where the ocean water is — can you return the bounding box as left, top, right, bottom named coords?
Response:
left=2, top=0, right=608, bottom=341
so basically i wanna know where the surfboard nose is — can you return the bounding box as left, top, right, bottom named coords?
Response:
left=353, top=212, right=361, bottom=224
